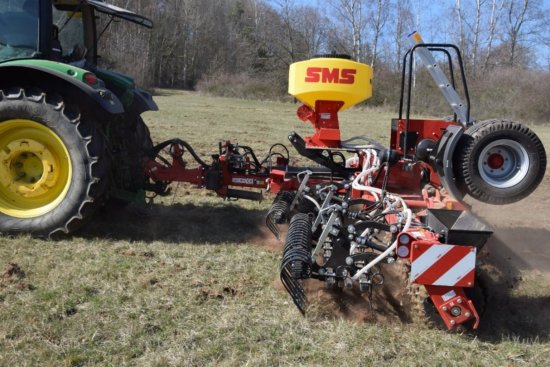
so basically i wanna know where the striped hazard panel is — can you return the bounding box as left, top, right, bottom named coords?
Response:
left=410, top=243, right=476, bottom=287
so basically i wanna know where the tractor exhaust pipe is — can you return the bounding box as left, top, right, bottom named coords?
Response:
left=280, top=212, right=312, bottom=315
left=266, top=191, right=295, bottom=240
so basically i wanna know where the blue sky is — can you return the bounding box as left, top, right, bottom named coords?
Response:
left=269, top=0, right=550, bottom=68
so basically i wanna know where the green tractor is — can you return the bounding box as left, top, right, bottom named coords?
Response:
left=0, top=0, right=158, bottom=236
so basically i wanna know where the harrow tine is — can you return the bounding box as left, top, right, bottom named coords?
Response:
left=280, top=266, right=307, bottom=314
left=266, top=216, right=281, bottom=240
left=280, top=213, right=312, bottom=315
left=266, top=191, right=295, bottom=240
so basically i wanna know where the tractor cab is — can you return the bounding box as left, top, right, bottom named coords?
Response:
left=0, top=0, right=151, bottom=66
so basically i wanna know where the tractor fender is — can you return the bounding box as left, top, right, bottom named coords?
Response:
left=432, top=125, right=465, bottom=201
left=0, top=65, right=124, bottom=115
left=131, top=87, right=158, bottom=114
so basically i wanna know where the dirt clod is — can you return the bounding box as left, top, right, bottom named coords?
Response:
left=1, top=263, right=34, bottom=291
left=2, top=263, right=25, bottom=280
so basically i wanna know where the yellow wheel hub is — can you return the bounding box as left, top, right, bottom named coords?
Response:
left=0, top=119, right=72, bottom=218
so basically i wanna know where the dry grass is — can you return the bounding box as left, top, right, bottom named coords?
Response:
left=1, top=91, right=550, bottom=366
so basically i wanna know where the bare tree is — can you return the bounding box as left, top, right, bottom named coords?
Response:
left=327, top=0, right=367, bottom=61
left=455, top=0, right=466, bottom=52
left=272, top=0, right=298, bottom=63
left=294, top=6, right=328, bottom=58
left=483, top=0, right=505, bottom=70
left=504, top=0, right=545, bottom=67
left=394, top=0, right=414, bottom=71
left=367, top=0, right=391, bottom=67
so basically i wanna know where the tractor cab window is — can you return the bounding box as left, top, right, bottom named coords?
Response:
left=52, top=6, right=87, bottom=67
left=0, top=0, right=40, bottom=61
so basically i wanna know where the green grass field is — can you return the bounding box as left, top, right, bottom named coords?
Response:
left=1, top=91, right=549, bottom=366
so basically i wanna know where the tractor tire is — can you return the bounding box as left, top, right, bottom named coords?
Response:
left=454, top=120, right=546, bottom=204
left=0, top=87, right=110, bottom=237
left=106, top=114, right=153, bottom=208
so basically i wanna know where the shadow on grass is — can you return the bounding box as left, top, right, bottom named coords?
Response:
left=475, top=227, right=550, bottom=343
left=77, top=202, right=270, bottom=245
left=76, top=205, right=550, bottom=342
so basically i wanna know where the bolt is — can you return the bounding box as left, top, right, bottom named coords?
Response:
left=442, top=306, right=448, bottom=312
left=465, top=312, right=471, bottom=318
left=457, top=298, right=462, bottom=304
left=344, top=277, right=353, bottom=289
left=467, top=282, right=472, bottom=286
left=15, top=162, right=23, bottom=168
left=450, top=320, right=456, bottom=325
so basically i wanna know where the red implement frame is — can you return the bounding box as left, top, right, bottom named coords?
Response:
left=141, top=110, right=480, bottom=330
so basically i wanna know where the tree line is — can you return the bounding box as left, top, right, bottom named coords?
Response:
left=98, top=0, right=550, bottom=123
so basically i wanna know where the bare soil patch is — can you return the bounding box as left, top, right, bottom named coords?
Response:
left=0, top=262, right=33, bottom=291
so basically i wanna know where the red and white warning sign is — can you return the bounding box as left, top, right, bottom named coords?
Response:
left=410, top=243, right=476, bottom=287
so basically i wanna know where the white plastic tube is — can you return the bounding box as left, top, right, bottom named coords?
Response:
left=351, top=209, right=412, bottom=281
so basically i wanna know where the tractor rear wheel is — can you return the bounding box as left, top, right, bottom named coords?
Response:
left=455, top=120, right=546, bottom=204
left=0, top=87, right=110, bottom=237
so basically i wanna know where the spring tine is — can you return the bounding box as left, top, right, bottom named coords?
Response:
left=280, top=213, right=312, bottom=315
left=266, top=215, right=281, bottom=240
left=280, top=268, right=307, bottom=314
left=266, top=192, right=295, bottom=240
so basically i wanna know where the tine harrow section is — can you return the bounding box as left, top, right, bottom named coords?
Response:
left=266, top=191, right=296, bottom=240
left=280, top=213, right=313, bottom=314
